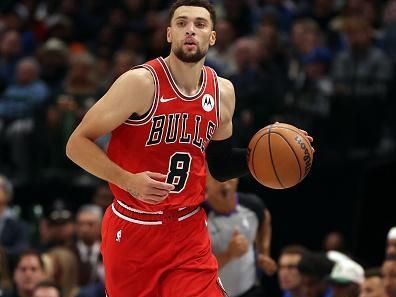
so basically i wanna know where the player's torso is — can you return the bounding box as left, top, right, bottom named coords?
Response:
left=107, top=57, right=220, bottom=211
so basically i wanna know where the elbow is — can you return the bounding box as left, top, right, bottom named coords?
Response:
left=65, top=134, right=75, bottom=160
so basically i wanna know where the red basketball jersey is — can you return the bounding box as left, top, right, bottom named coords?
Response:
left=107, top=57, right=220, bottom=211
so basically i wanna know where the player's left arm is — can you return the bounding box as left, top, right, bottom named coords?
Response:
left=205, top=77, right=249, bottom=182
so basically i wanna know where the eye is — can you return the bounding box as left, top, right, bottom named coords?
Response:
left=176, top=20, right=185, bottom=27
left=196, top=22, right=206, bottom=28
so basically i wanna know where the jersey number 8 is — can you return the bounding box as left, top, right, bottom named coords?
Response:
left=166, top=152, right=192, bottom=193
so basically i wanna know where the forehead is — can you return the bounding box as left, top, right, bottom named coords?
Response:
left=365, top=276, right=382, bottom=285
left=18, top=255, right=41, bottom=267
left=172, top=6, right=211, bottom=21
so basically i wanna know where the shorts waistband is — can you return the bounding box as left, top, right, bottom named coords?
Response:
left=111, top=199, right=201, bottom=225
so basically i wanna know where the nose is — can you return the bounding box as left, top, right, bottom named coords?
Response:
left=185, top=22, right=195, bottom=36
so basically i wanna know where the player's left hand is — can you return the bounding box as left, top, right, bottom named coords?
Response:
left=275, top=122, right=314, bottom=152
left=257, top=254, right=277, bottom=276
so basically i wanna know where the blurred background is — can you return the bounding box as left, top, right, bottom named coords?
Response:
left=0, top=0, right=395, bottom=296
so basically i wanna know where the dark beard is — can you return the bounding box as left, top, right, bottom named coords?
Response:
left=173, top=46, right=207, bottom=63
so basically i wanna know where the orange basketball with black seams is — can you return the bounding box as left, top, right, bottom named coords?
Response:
left=247, top=123, right=314, bottom=189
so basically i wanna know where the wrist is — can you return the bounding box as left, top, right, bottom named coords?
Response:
left=115, top=169, right=133, bottom=191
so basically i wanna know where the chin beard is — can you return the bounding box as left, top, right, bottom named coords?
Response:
left=173, top=46, right=207, bottom=63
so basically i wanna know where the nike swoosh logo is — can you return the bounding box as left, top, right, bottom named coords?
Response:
left=160, top=96, right=177, bottom=103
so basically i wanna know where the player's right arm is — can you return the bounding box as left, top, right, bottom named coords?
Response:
left=66, top=69, right=174, bottom=204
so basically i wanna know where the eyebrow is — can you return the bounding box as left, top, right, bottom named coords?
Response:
left=174, top=16, right=209, bottom=23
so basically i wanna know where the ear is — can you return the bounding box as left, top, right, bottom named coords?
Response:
left=209, top=30, right=216, bottom=46
left=167, top=27, right=172, bottom=43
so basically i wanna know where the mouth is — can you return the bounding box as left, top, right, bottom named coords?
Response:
left=184, top=38, right=197, bottom=46
left=184, top=38, right=197, bottom=50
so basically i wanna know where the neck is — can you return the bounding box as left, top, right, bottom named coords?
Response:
left=165, top=53, right=204, bottom=96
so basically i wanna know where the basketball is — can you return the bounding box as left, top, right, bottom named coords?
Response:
left=247, top=122, right=314, bottom=189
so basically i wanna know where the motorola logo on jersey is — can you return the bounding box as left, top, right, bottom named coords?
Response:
left=146, top=113, right=216, bottom=152
left=202, top=94, right=214, bottom=112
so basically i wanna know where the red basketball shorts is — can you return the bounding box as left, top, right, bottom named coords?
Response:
left=101, top=200, right=226, bottom=297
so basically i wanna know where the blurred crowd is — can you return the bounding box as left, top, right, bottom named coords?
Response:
left=0, top=0, right=396, bottom=296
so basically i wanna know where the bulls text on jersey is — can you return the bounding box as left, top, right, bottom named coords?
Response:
left=146, top=113, right=216, bottom=152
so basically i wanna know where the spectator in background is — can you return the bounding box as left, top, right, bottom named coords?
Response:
left=360, top=268, right=387, bottom=297
left=0, top=175, right=30, bottom=265
left=37, top=199, right=75, bottom=252
left=256, top=16, right=288, bottom=73
left=229, top=37, right=259, bottom=146
left=331, top=16, right=393, bottom=155
left=298, top=0, right=337, bottom=33
left=0, top=30, right=23, bottom=90
left=96, top=49, right=139, bottom=97
left=45, top=247, right=79, bottom=297
left=297, top=251, right=334, bottom=297
left=337, top=0, right=380, bottom=28
left=206, top=19, right=236, bottom=77
left=257, top=0, right=297, bottom=34
left=328, top=257, right=364, bottom=297
left=222, top=0, right=254, bottom=37
left=9, top=250, right=46, bottom=297
left=278, top=245, right=308, bottom=297
left=284, top=46, right=332, bottom=147
left=382, top=254, right=396, bottom=297
left=205, top=174, right=276, bottom=297
left=0, top=57, right=50, bottom=176
left=32, top=280, right=62, bottom=297
left=36, top=38, right=69, bottom=96
left=253, top=23, right=288, bottom=128
left=70, top=205, right=102, bottom=286
left=44, top=51, right=98, bottom=172
left=386, top=227, right=396, bottom=256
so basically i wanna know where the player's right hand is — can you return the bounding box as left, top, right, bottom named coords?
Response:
left=227, top=229, right=249, bottom=258
left=123, top=171, right=175, bottom=204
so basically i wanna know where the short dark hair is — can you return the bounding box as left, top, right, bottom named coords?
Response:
left=298, top=252, right=334, bottom=281
left=365, top=267, right=382, bottom=278
left=279, top=245, right=308, bottom=257
left=168, top=0, right=216, bottom=29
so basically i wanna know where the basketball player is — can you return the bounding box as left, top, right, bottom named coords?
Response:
left=66, top=0, right=312, bottom=296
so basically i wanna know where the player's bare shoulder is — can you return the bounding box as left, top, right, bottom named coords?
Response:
left=110, top=67, right=155, bottom=116
left=217, top=77, right=236, bottom=121
left=210, top=77, right=236, bottom=140
left=71, top=66, right=156, bottom=139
